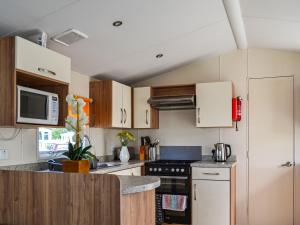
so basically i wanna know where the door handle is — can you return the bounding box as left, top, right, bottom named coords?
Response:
left=120, top=108, right=123, bottom=124
left=197, top=108, right=200, bottom=124
left=280, top=161, right=294, bottom=167
left=194, top=183, right=197, bottom=201
left=124, top=109, right=127, bottom=124
left=146, top=109, right=149, bottom=125
left=38, top=67, right=56, bottom=76
left=202, top=172, right=220, bottom=175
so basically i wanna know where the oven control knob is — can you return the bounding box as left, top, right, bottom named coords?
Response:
left=176, top=168, right=179, bottom=172
left=171, top=168, right=175, bottom=172
left=158, top=168, right=162, bottom=172
left=154, top=168, right=157, bottom=172
left=149, top=168, right=153, bottom=172
left=181, top=169, right=185, bottom=172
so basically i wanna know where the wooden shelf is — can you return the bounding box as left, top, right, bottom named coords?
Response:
left=151, top=84, right=196, bottom=97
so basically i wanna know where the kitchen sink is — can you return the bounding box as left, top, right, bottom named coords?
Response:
left=97, top=162, right=122, bottom=169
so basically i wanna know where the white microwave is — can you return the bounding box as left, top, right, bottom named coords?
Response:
left=17, top=86, right=59, bottom=125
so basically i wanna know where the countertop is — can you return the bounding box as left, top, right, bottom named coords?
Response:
left=191, top=156, right=237, bottom=168
left=118, top=175, right=160, bottom=195
left=90, top=160, right=161, bottom=195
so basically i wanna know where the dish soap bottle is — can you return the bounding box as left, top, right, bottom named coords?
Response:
left=139, top=137, right=145, bottom=161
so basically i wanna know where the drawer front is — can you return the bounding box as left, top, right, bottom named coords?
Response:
left=131, top=167, right=141, bottom=176
left=192, top=167, right=230, bottom=180
left=15, top=36, right=71, bottom=83
left=109, top=167, right=141, bottom=176
left=109, top=168, right=132, bottom=176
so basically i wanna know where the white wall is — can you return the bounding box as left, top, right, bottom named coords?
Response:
left=0, top=71, right=120, bottom=166
left=135, top=48, right=300, bottom=225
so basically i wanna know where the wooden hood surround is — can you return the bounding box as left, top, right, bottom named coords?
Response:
left=0, top=170, right=155, bottom=225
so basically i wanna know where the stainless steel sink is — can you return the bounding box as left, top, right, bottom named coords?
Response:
left=97, top=162, right=122, bottom=169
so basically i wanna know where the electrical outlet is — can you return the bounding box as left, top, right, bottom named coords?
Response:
left=0, top=149, right=8, bottom=160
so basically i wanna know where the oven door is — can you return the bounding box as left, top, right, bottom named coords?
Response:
left=17, top=86, right=50, bottom=125
left=156, top=176, right=191, bottom=225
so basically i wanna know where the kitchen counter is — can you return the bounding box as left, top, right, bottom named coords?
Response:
left=90, top=160, right=145, bottom=174
left=118, top=175, right=160, bottom=195
left=39, top=160, right=159, bottom=195
left=191, top=156, right=237, bottom=168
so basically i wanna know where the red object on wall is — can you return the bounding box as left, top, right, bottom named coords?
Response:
left=232, top=96, right=242, bottom=131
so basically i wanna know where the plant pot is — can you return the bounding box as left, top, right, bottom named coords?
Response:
left=62, top=160, right=90, bottom=173
left=119, top=146, right=130, bottom=163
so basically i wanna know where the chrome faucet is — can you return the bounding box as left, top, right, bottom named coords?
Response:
left=82, top=134, right=91, bottom=148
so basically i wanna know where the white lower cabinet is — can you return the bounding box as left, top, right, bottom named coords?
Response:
left=108, top=167, right=141, bottom=176
left=192, top=167, right=235, bottom=225
left=192, top=180, right=230, bottom=225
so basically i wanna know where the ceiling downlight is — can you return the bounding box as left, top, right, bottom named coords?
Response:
left=113, top=21, right=123, bottom=27
left=156, top=54, right=164, bottom=59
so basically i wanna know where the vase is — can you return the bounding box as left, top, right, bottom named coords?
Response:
left=119, top=146, right=130, bottom=163
left=62, top=160, right=90, bottom=173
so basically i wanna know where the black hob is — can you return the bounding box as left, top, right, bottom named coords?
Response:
left=145, top=160, right=198, bottom=176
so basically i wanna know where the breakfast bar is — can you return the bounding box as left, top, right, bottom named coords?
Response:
left=0, top=170, right=160, bottom=225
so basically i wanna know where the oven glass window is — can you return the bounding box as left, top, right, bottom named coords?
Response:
left=158, top=177, right=189, bottom=194
left=20, top=90, right=47, bottom=119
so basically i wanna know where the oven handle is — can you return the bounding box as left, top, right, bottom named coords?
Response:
left=159, top=176, right=189, bottom=180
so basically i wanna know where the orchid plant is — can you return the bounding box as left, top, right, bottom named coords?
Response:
left=63, top=94, right=96, bottom=161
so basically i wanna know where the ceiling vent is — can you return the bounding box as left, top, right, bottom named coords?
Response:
left=51, top=29, right=88, bottom=46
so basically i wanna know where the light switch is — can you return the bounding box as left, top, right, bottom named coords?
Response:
left=0, top=149, right=8, bottom=160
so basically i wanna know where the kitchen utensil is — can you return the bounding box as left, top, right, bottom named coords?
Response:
left=212, top=143, right=231, bottom=162
left=149, top=145, right=157, bottom=161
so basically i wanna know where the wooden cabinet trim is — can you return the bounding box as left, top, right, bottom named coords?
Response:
left=0, top=37, right=16, bottom=126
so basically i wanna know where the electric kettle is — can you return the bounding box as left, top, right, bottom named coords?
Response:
left=212, top=143, right=231, bottom=162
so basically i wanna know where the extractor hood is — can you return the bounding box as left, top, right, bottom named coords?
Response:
left=147, top=95, right=196, bottom=110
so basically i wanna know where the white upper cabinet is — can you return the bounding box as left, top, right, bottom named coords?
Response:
left=15, top=36, right=71, bottom=83
left=111, top=81, right=132, bottom=128
left=112, top=81, right=124, bottom=128
left=196, top=81, right=232, bottom=127
left=134, top=87, right=151, bottom=128
left=122, top=84, right=132, bottom=128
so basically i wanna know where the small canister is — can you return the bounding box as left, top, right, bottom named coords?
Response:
left=149, top=146, right=156, bottom=161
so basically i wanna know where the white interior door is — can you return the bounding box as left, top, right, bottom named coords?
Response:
left=249, top=77, right=294, bottom=225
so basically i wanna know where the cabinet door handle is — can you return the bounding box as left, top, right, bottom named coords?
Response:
left=120, top=108, right=123, bottom=124
left=146, top=109, right=149, bottom=125
left=202, top=172, right=220, bottom=175
left=197, top=108, right=200, bottom=124
left=124, top=109, right=127, bottom=124
left=194, top=183, right=197, bottom=200
left=38, top=67, right=56, bottom=76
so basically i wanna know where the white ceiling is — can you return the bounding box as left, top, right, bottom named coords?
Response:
left=0, top=0, right=299, bottom=83
left=240, top=0, right=300, bottom=51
